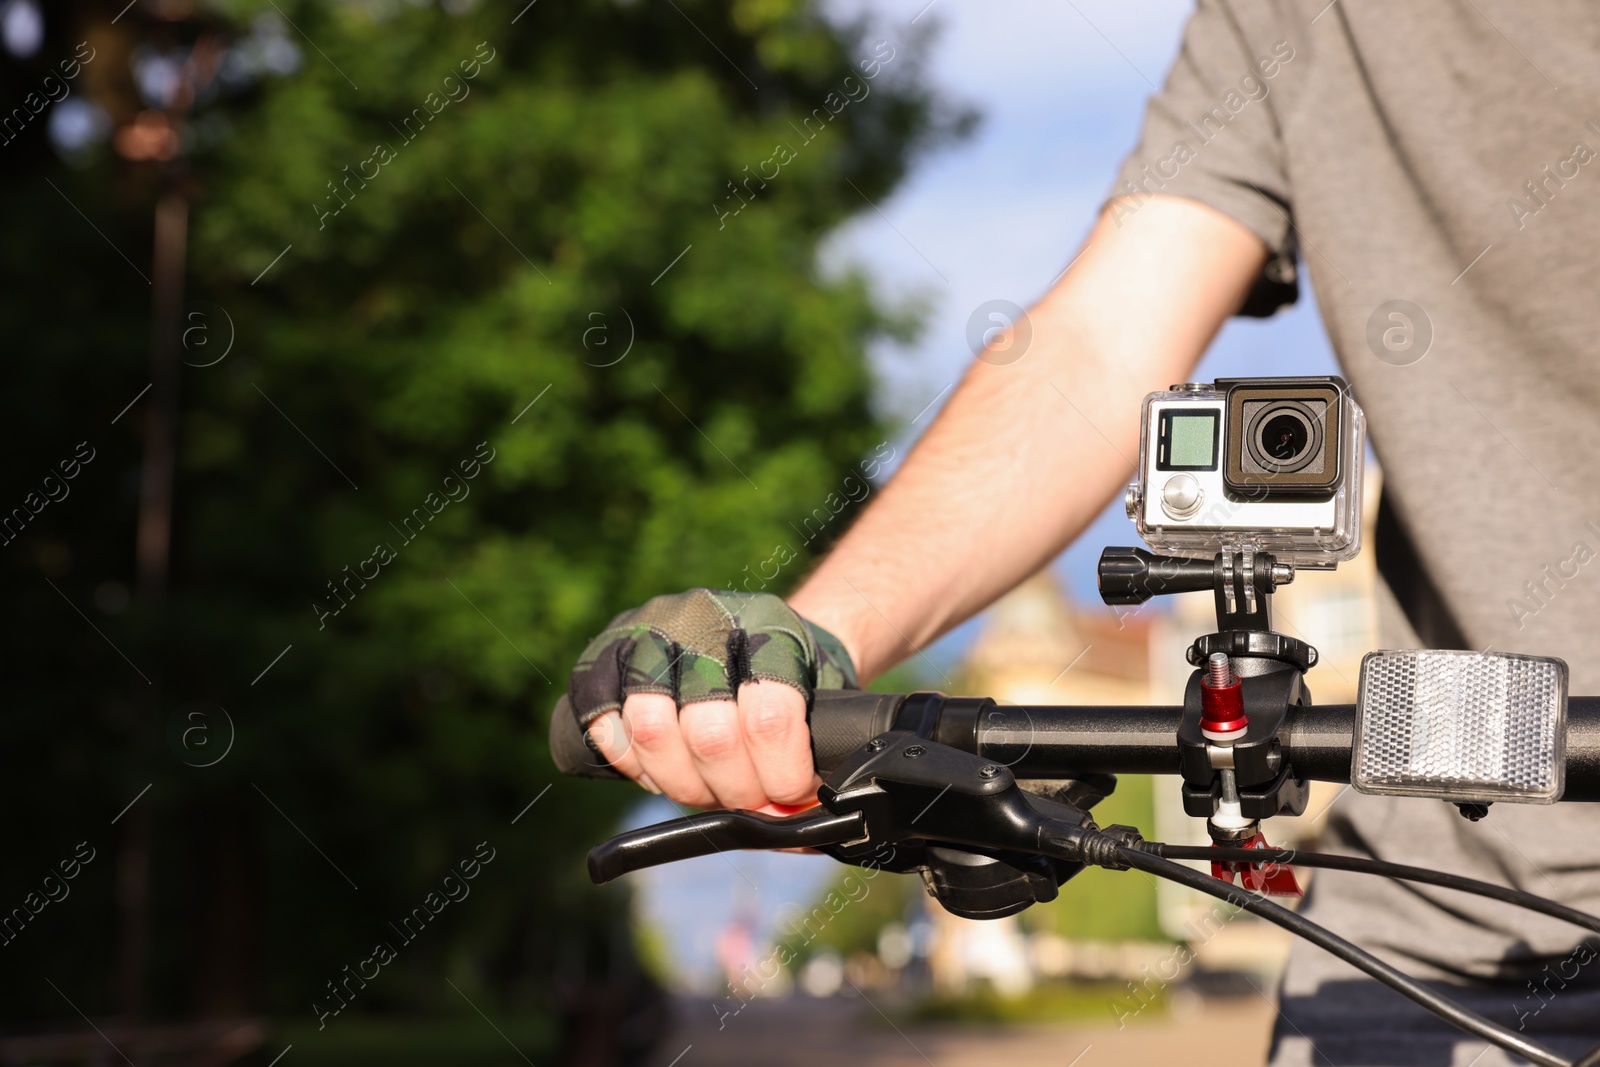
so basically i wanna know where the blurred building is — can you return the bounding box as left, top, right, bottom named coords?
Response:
left=961, top=569, right=1156, bottom=706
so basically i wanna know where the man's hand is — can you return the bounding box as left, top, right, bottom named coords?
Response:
left=567, top=589, right=857, bottom=810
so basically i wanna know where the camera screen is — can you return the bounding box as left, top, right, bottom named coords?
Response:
left=1157, top=410, right=1219, bottom=471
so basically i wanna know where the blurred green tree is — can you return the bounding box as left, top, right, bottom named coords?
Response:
left=0, top=0, right=965, bottom=1056
left=773, top=866, right=917, bottom=971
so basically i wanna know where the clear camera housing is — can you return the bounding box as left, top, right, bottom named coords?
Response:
left=1127, top=376, right=1365, bottom=568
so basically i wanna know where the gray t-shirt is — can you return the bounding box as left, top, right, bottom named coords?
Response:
left=1111, top=1, right=1600, bottom=1061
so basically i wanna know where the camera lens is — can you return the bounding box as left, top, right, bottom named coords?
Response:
left=1246, top=402, right=1320, bottom=473
left=1260, top=412, right=1310, bottom=462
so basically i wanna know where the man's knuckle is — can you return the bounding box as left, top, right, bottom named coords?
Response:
left=626, top=708, right=675, bottom=749
left=682, top=714, right=740, bottom=759
left=744, top=699, right=797, bottom=746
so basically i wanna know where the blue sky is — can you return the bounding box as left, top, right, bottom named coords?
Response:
left=635, top=0, right=1340, bottom=982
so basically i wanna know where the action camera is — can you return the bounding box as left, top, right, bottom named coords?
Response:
left=1124, top=376, right=1365, bottom=567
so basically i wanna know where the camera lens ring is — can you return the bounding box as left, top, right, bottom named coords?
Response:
left=1249, top=401, right=1322, bottom=473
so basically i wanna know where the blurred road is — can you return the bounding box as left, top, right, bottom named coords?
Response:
left=646, top=993, right=1277, bottom=1067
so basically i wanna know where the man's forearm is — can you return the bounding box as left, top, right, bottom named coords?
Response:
left=788, top=197, right=1269, bottom=682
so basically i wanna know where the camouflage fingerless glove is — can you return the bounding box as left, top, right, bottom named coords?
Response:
left=567, top=589, right=857, bottom=729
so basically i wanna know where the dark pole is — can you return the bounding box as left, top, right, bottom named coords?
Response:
left=114, top=187, right=185, bottom=1030
left=112, top=24, right=223, bottom=1034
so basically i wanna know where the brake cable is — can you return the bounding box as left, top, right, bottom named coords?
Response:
left=1108, top=843, right=1576, bottom=1067
left=1152, top=842, right=1600, bottom=937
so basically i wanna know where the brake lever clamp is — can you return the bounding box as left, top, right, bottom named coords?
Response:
left=814, top=731, right=1110, bottom=919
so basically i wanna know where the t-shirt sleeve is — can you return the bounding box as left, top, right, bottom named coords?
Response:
left=1107, top=0, right=1300, bottom=316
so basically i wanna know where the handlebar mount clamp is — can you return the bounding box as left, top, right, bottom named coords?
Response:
left=1099, top=545, right=1318, bottom=856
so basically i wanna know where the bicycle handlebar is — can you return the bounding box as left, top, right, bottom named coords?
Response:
left=805, top=690, right=1600, bottom=801
left=554, top=686, right=1600, bottom=1066
left=551, top=690, right=1600, bottom=802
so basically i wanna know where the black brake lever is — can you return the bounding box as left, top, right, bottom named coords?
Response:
left=588, top=808, right=867, bottom=884
left=585, top=732, right=1114, bottom=894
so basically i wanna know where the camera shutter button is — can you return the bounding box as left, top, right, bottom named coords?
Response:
left=1160, top=474, right=1203, bottom=519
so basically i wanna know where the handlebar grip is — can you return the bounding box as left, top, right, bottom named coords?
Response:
left=809, top=690, right=905, bottom=774
left=548, top=695, right=625, bottom=780
left=552, top=689, right=904, bottom=781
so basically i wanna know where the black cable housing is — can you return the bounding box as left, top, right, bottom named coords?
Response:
left=1151, top=843, right=1600, bottom=937
left=1159, top=843, right=1600, bottom=1067
left=1107, top=845, right=1569, bottom=1067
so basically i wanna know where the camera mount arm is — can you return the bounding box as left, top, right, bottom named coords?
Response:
left=1097, top=545, right=1299, bottom=640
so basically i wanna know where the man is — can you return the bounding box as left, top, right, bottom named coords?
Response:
left=565, top=2, right=1600, bottom=1062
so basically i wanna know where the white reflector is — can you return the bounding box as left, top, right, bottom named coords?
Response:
left=1352, top=649, right=1567, bottom=804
